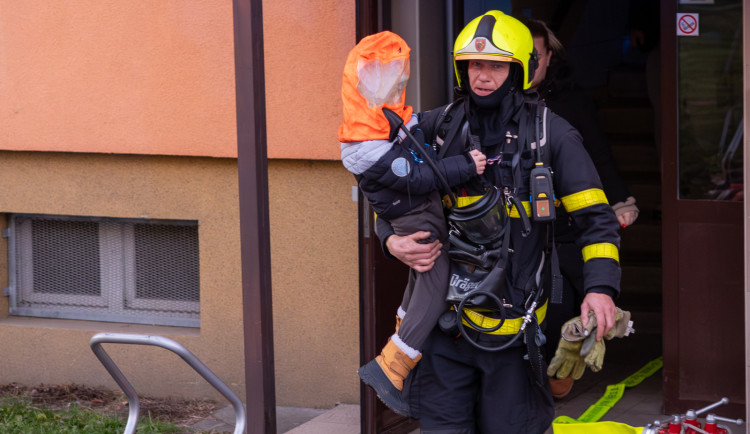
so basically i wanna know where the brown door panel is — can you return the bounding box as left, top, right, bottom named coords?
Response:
left=662, top=201, right=745, bottom=417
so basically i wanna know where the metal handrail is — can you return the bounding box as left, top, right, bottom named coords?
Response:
left=89, top=333, right=246, bottom=434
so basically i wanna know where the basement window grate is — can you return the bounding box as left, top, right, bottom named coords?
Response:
left=7, top=214, right=200, bottom=328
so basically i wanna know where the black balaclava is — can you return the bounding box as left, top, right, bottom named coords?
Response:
left=462, top=62, right=523, bottom=150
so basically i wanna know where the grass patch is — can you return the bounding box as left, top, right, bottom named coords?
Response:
left=0, top=384, right=220, bottom=433
left=0, top=399, right=184, bottom=433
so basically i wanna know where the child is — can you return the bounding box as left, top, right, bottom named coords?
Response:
left=338, top=31, right=486, bottom=415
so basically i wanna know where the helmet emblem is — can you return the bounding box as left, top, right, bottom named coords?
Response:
left=475, top=38, right=486, bottom=52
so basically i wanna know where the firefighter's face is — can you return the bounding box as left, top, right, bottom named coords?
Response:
left=467, top=60, right=510, bottom=96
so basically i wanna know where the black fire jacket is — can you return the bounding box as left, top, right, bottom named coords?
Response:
left=377, top=91, right=621, bottom=306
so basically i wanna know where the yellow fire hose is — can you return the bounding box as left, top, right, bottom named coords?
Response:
left=552, top=357, right=663, bottom=433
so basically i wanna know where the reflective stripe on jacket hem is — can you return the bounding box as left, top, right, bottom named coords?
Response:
left=459, top=300, right=548, bottom=335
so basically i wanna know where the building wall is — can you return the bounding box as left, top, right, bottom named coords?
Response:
left=263, top=0, right=359, bottom=407
left=0, top=0, right=359, bottom=408
left=0, top=152, right=244, bottom=400
left=264, top=0, right=354, bottom=160
left=0, top=154, right=359, bottom=407
left=0, top=0, right=352, bottom=159
left=269, top=160, right=359, bottom=406
left=0, top=1, right=237, bottom=157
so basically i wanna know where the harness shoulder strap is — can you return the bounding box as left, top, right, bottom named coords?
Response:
left=528, top=99, right=564, bottom=303
left=433, top=98, right=468, bottom=159
left=528, top=99, right=551, bottom=167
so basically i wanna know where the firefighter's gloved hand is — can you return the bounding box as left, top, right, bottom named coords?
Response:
left=547, top=314, right=596, bottom=380
left=546, top=337, right=586, bottom=380
left=561, top=311, right=598, bottom=341
left=579, top=308, right=634, bottom=373
left=584, top=308, right=635, bottom=341
left=604, top=308, right=634, bottom=340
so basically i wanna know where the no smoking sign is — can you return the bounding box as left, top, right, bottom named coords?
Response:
left=677, top=13, right=699, bottom=36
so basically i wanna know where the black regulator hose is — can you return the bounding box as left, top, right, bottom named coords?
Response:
left=455, top=252, right=547, bottom=352
left=455, top=290, right=523, bottom=352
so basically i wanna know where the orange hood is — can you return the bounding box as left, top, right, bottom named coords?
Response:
left=338, top=31, right=413, bottom=143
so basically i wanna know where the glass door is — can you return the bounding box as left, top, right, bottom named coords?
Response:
left=677, top=0, right=743, bottom=200
left=662, top=0, right=745, bottom=417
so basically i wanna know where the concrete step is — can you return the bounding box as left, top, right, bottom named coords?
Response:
left=626, top=181, right=661, bottom=203
left=609, top=135, right=659, bottom=173
left=619, top=290, right=662, bottom=315
left=620, top=223, right=662, bottom=255
left=625, top=309, right=663, bottom=334
left=620, top=249, right=661, bottom=268
left=597, top=106, right=655, bottom=135
left=623, top=184, right=661, bottom=222
left=607, top=66, right=650, bottom=101
left=621, top=264, right=662, bottom=293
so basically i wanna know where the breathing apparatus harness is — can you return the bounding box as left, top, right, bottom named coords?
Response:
left=385, top=94, right=554, bottom=363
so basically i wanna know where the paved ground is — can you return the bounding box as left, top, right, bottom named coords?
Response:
left=191, top=314, right=715, bottom=433
left=191, top=374, right=665, bottom=434
left=190, top=330, right=670, bottom=433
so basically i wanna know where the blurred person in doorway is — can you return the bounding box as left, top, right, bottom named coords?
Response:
left=523, top=17, right=638, bottom=399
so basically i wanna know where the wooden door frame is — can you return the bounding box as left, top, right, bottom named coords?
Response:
left=744, top=0, right=750, bottom=426
left=661, top=0, right=746, bottom=416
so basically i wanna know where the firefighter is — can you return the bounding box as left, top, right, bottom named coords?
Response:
left=376, top=10, right=621, bottom=433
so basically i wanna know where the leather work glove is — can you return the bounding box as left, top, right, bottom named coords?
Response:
left=579, top=308, right=635, bottom=373
left=546, top=314, right=597, bottom=380
left=604, top=308, right=635, bottom=340
left=547, top=309, right=635, bottom=378
left=546, top=337, right=587, bottom=380
left=583, top=307, right=635, bottom=341
left=580, top=333, right=606, bottom=372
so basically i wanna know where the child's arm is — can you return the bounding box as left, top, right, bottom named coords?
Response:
left=367, top=145, right=478, bottom=195
left=469, top=149, right=486, bottom=175
left=343, top=120, right=485, bottom=194
left=341, top=139, right=393, bottom=176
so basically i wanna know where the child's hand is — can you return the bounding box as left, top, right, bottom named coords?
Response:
left=469, top=149, right=487, bottom=175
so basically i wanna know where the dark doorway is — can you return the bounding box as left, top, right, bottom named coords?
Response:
left=358, top=1, right=667, bottom=431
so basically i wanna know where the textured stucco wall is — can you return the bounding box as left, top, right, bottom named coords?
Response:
left=269, top=160, right=359, bottom=407
left=0, top=152, right=244, bottom=400
left=0, top=0, right=360, bottom=409
left=0, top=0, right=355, bottom=161
left=0, top=1, right=237, bottom=157
left=264, top=0, right=355, bottom=160
left=0, top=154, right=360, bottom=407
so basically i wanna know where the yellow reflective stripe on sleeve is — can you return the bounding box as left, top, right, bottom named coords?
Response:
left=561, top=188, right=609, bottom=212
left=582, top=243, right=620, bottom=263
left=460, top=300, right=548, bottom=335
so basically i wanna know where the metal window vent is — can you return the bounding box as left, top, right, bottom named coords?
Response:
left=8, top=214, right=200, bottom=328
